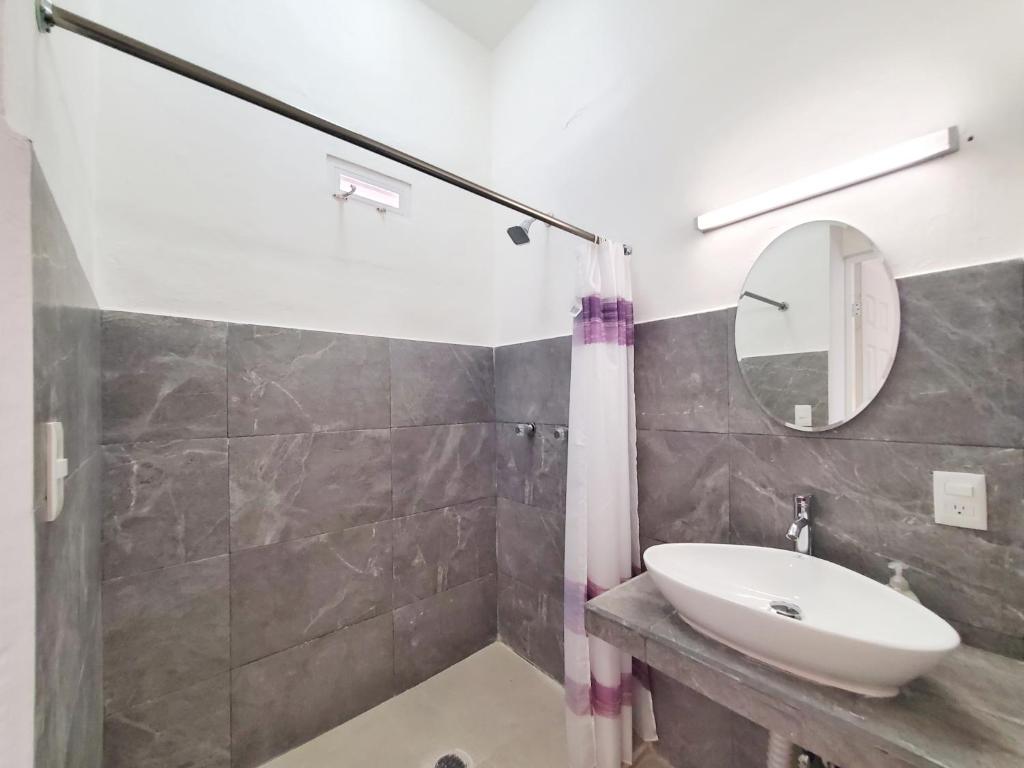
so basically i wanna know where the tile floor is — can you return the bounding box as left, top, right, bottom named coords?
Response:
left=261, top=642, right=569, bottom=768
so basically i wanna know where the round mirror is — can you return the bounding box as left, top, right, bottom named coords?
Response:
left=735, top=221, right=899, bottom=431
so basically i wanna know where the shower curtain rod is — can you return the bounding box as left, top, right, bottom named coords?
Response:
left=37, top=1, right=631, bottom=252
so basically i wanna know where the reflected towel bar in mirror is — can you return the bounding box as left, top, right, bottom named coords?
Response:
left=740, top=291, right=789, bottom=311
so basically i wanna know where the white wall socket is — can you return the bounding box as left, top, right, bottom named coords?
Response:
left=932, top=471, right=987, bottom=531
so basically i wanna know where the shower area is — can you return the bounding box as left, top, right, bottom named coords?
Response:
left=24, top=2, right=670, bottom=768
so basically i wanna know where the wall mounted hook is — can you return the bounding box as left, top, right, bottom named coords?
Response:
left=332, top=184, right=357, bottom=202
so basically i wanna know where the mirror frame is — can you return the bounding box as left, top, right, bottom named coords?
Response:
left=734, top=220, right=900, bottom=433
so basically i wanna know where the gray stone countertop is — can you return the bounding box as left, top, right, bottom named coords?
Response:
left=585, top=574, right=1024, bottom=768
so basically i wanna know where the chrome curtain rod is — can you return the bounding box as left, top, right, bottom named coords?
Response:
left=37, top=1, right=629, bottom=251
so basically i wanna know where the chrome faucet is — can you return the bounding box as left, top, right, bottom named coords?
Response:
left=786, top=494, right=813, bottom=555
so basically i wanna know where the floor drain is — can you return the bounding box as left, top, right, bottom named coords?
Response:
left=434, top=752, right=470, bottom=768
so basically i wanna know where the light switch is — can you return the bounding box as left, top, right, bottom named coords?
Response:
left=43, top=421, right=69, bottom=523
left=944, top=482, right=974, bottom=498
left=933, top=471, right=986, bottom=530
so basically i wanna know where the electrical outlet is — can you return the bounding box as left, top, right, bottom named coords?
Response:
left=793, top=404, right=812, bottom=428
left=933, top=471, right=987, bottom=530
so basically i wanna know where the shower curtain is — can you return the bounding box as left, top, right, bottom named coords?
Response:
left=564, top=239, right=657, bottom=767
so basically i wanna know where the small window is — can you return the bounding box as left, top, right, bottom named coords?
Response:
left=327, top=156, right=411, bottom=216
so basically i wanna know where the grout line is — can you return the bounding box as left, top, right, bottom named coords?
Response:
left=231, top=611, right=395, bottom=672
left=229, top=516, right=394, bottom=556
left=633, top=425, right=1023, bottom=452
left=496, top=495, right=565, bottom=521
left=99, top=551, right=230, bottom=586
left=101, top=432, right=230, bottom=448
left=386, top=340, right=398, bottom=699
left=103, top=668, right=231, bottom=721
left=225, top=325, right=234, bottom=763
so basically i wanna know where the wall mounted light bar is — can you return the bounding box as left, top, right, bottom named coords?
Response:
left=695, top=126, right=960, bottom=233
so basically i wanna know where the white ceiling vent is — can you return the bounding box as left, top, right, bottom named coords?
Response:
left=328, top=156, right=411, bottom=216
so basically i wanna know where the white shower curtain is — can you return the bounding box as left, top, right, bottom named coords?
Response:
left=564, top=240, right=657, bottom=767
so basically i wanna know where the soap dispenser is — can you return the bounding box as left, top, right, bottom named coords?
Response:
left=887, top=561, right=921, bottom=603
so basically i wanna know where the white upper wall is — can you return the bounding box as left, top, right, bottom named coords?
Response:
left=93, top=0, right=496, bottom=344
left=490, top=0, right=1024, bottom=344
left=8, top=0, right=1024, bottom=347
left=0, top=30, right=37, bottom=767
left=4, top=0, right=100, bottom=285
left=734, top=223, right=830, bottom=360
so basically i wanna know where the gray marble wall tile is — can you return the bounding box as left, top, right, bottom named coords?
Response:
left=732, top=713, right=771, bottom=768
left=229, top=429, right=391, bottom=550
left=230, top=522, right=393, bottom=665
left=33, top=297, right=101, bottom=505
left=390, top=339, right=495, bottom=426
left=729, top=434, right=1024, bottom=652
left=32, top=157, right=103, bottom=768
left=494, top=336, right=571, bottom=425
left=392, top=422, right=496, bottom=517
left=637, top=430, right=730, bottom=545
left=227, top=324, right=389, bottom=436
left=496, top=422, right=568, bottom=513
left=650, top=669, right=743, bottom=768
left=64, top=636, right=103, bottom=768
left=32, top=161, right=101, bottom=486
left=730, top=262, right=1024, bottom=446
left=496, top=498, right=565, bottom=599
left=836, top=260, right=1024, bottom=447
left=35, top=455, right=103, bottom=768
left=945, top=620, right=1024, bottom=662
left=393, top=575, right=497, bottom=691
left=726, top=307, right=787, bottom=438
left=231, top=614, right=394, bottom=768
left=497, top=573, right=564, bottom=681
left=635, top=310, right=730, bottom=433
left=102, top=311, right=227, bottom=444
left=738, top=351, right=828, bottom=428
left=393, top=498, right=496, bottom=607
left=103, top=555, right=230, bottom=714
left=103, top=674, right=230, bottom=768
left=103, top=438, right=229, bottom=579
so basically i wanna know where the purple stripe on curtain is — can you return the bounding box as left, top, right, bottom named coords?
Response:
left=573, top=295, right=635, bottom=346
left=564, top=577, right=622, bottom=636
left=565, top=676, right=628, bottom=718
left=565, top=676, right=592, bottom=717
left=592, top=678, right=624, bottom=717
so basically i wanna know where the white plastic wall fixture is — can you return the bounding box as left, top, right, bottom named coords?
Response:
left=933, top=470, right=987, bottom=531
left=43, top=421, right=68, bottom=522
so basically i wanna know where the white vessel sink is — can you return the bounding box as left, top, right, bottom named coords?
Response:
left=643, top=543, right=960, bottom=697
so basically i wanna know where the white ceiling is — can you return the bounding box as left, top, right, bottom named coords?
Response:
left=419, top=0, right=537, bottom=49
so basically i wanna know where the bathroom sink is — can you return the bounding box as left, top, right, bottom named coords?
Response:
left=643, top=543, right=960, bottom=697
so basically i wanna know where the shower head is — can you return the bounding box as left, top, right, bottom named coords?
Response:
left=507, top=217, right=535, bottom=245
